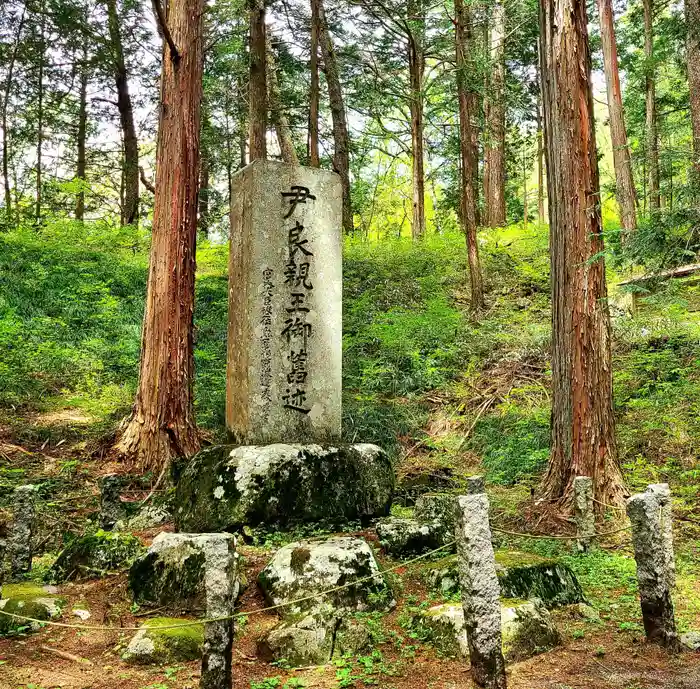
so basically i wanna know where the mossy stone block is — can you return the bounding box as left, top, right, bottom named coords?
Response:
left=122, top=617, right=204, bottom=664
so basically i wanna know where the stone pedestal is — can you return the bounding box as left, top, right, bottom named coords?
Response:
left=226, top=160, right=342, bottom=445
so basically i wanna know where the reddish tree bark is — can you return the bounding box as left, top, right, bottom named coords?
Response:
left=597, top=0, right=637, bottom=234
left=267, top=33, right=298, bottom=164
left=643, top=0, right=660, bottom=211
left=309, top=0, right=320, bottom=167
left=539, top=0, right=625, bottom=509
left=116, top=0, right=204, bottom=470
left=455, top=0, right=484, bottom=311
left=318, top=0, right=353, bottom=233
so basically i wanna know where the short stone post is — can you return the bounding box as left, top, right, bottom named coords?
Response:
left=99, top=474, right=127, bottom=530
left=9, top=485, right=37, bottom=581
left=455, top=486, right=507, bottom=688
left=646, top=483, right=675, bottom=589
left=573, top=476, right=594, bottom=553
left=627, top=490, right=680, bottom=650
left=200, top=535, right=237, bottom=689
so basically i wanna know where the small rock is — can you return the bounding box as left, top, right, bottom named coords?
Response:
left=129, top=532, right=241, bottom=612
left=258, top=614, right=373, bottom=666
left=415, top=600, right=561, bottom=662
left=422, top=551, right=585, bottom=608
left=501, top=600, right=562, bottom=662
left=258, top=536, right=393, bottom=620
left=118, top=505, right=172, bottom=532
left=414, top=493, right=457, bottom=528
left=99, top=475, right=128, bottom=530
left=681, top=631, right=700, bottom=651
left=175, top=443, right=395, bottom=532
left=570, top=603, right=601, bottom=622
left=72, top=608, right=91, bottom=621
left=50, top=530, right=144, bottom=582
left=376, top=517, right=453, bottom=559
left=122, top=617, right=204, bottom=664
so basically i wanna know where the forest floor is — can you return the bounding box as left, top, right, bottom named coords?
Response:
left=4, top=224, right=700, bottom=687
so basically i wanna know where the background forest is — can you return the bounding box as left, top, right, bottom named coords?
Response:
left=2, top=0, right=700, bottom=686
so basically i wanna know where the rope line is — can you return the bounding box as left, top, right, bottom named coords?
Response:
left=491, top=522, right=632, bottom=541
left=0, top=540, right=457, bottom=633
left=592, top=497, right=627, bottom=512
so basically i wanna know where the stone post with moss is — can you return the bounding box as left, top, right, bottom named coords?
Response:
left=627, top=489, right=680, bottom=651
left=455, top=488, right=507, bottom=688
left=646, top=483, right=675, bottom=588
left=9, top=485, right=37, bottom=581
left=574, top=476, right=594, bottom=553
left=200, top=534, right=237, bottom=688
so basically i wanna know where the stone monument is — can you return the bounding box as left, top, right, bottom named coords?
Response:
left=226, top=160, right=342, bottom=444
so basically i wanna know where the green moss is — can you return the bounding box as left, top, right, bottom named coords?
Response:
left=49, top=529, right=144, bottom=582
left=2, top=583, right=53, bottom=600
left=495, top=550, right=549, bottom=568
left=123, top=617, right=204, bottom=664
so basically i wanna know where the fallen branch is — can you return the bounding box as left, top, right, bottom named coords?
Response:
left=40, top=645, right=93, bottom=665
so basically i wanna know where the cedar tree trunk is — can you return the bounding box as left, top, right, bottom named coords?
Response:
left=686, top=0, right=700, bottom=184
left=408, top=0, right=426, bottom=240
left=309, top=0, right=320, bottom=167
left=267, top=33, right=299, bottom=164
left=539, top=0, right=625, bottom=509
left=456, top=0, right=484, bottom=311
left=598, top=0, right=637, bottom=234
left=116, top=0, right=204, bottom=471
left=318, top=0, right=353, bottom=233
left=643, top=0, right=660, bottom=211
left=248, top=0, right=267, bottom=161
left=106, top=0, right=139, bottom=226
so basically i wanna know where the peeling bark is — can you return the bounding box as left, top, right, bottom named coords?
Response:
left=248, top=0, right=267, bottom=161
left=598, top=0, right=637, bottom=234
left=456, top=0, right=484, bottom=312
left=117, top=0, right=204, bottom=471
left=540, top=0, right=625, bottom=510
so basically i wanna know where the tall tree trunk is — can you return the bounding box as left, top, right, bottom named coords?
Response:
left=267, top=33, right=298, bottom=164
left=248, top=0, right=267, bottom=161
left=456, top=0, right=484, bottom=311
left=116, top=0, right=204, bottom=470
left=318, top=0, right=353, bottom=233
left=484, top=0, right=506, bottom=227
left=106, top=0, right=139, bottom=226
left=598, top=0, right=637, bottom=234
left=198, top=149, right=209, bottom=236
left=643, top=0, right=660, bottom=212
left=407, top=0, right=426, bottom=240
left=2, top=8, right=26, bottom=226
left=540, top=0, right=625, bottom=509
left=537, top=93, right=545, bottom=224
left=35, top=5, right=45, bottom=224
left=523, top=149, right=528, bottom=229
left=76, top=45, right=88, bottom=221
left=309, top=0, right=320, bottom=167
left=686, top=0, right=700, bottom=185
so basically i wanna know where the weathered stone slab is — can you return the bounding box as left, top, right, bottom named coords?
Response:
left=129, top=533, right=240, bottom=612
left=258, top=536, right=394, bottom=620
left=50, top=530, right=144, bottom=582
left=627, top=490, right=679, bottom=650
left=99, top=474, right=127, bottom=531
left=646, top=483, right=675, bottom=588
left=9, top=485, right=37, bottom=581
left=376, top=517, right=453, bottom=559
left=227, top=160, right=342, bottom=445
left=455, top=492, right=506, bottom=688
left=174, top=443, right=394, bottom=532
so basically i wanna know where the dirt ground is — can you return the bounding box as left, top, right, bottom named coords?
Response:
left=1, top=557, right=700, bottom=689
